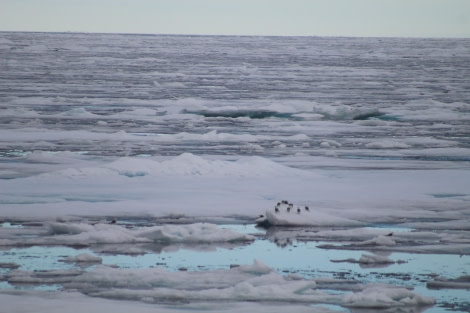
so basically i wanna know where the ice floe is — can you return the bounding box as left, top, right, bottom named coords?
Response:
left=257, top=200, right=363, bottom=227
left=0, top=222, right=254, bottom=247
left=331, top=253, right=400, bottom=267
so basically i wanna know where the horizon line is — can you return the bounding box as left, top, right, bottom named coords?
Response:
left=2, top=29, right=469, bottom=40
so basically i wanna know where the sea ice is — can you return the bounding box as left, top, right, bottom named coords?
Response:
left=1, top=33, right=469, bottom=312
left=2, top=260, right=434, bottom=310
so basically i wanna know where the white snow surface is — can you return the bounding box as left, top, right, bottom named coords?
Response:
left=1, top=153, right=469, bottom=229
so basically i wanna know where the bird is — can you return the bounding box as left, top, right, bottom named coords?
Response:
left=305, top=206, right=310, bottom=211
left=287, top=206, right=291, bottom=212
left=275, top=207, right=280, bottom=213
left=297, top=208, right=301, bottom=214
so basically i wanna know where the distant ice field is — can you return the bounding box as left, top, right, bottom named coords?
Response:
left=0, top=32, right=469, bottom=220
left=1, top=33, right=469, bottom=167
left=1, top=32, right=470, bottom=312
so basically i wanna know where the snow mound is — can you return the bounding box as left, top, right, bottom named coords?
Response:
left=62, top=153, right=306, bottom=178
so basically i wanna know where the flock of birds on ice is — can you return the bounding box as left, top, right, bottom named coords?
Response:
left=256, top=200, right=311, bottom=227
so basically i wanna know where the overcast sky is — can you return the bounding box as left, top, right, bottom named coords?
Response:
left=1, top=0, right=469, bottom=37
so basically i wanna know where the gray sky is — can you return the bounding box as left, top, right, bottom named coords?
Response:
left=1, top=0, right=469, bottom=37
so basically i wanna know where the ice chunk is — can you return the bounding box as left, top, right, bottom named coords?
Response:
left=331, top=253, right=395, bottom=265
left=60, top=253, right=102, bottom=264
left=427, top=275, right=470, bottom=290
left=355, top=235, right=396, bottom=246
left=237, top=259, right=273, bottom=275
left=342, top=285, right=435, bottom=308
left=357, top=253, right=395, bottom=264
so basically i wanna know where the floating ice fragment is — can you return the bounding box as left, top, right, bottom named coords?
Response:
left=320, top=140, right=342, bottom=148
left=237, top=259, right=272, bottom=275
left=355, top=235, right=396, bottom=246
left=60, top=253, right=102, bottom=264
left=0, top=262, right=20, bottom=269
left=342, top=285, right=435, bottom=308
left=331, top=253, right=395, bottom=265
left=427, top=275, right=470, bottom=290
left=357, top=253, right=395, bottom=264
